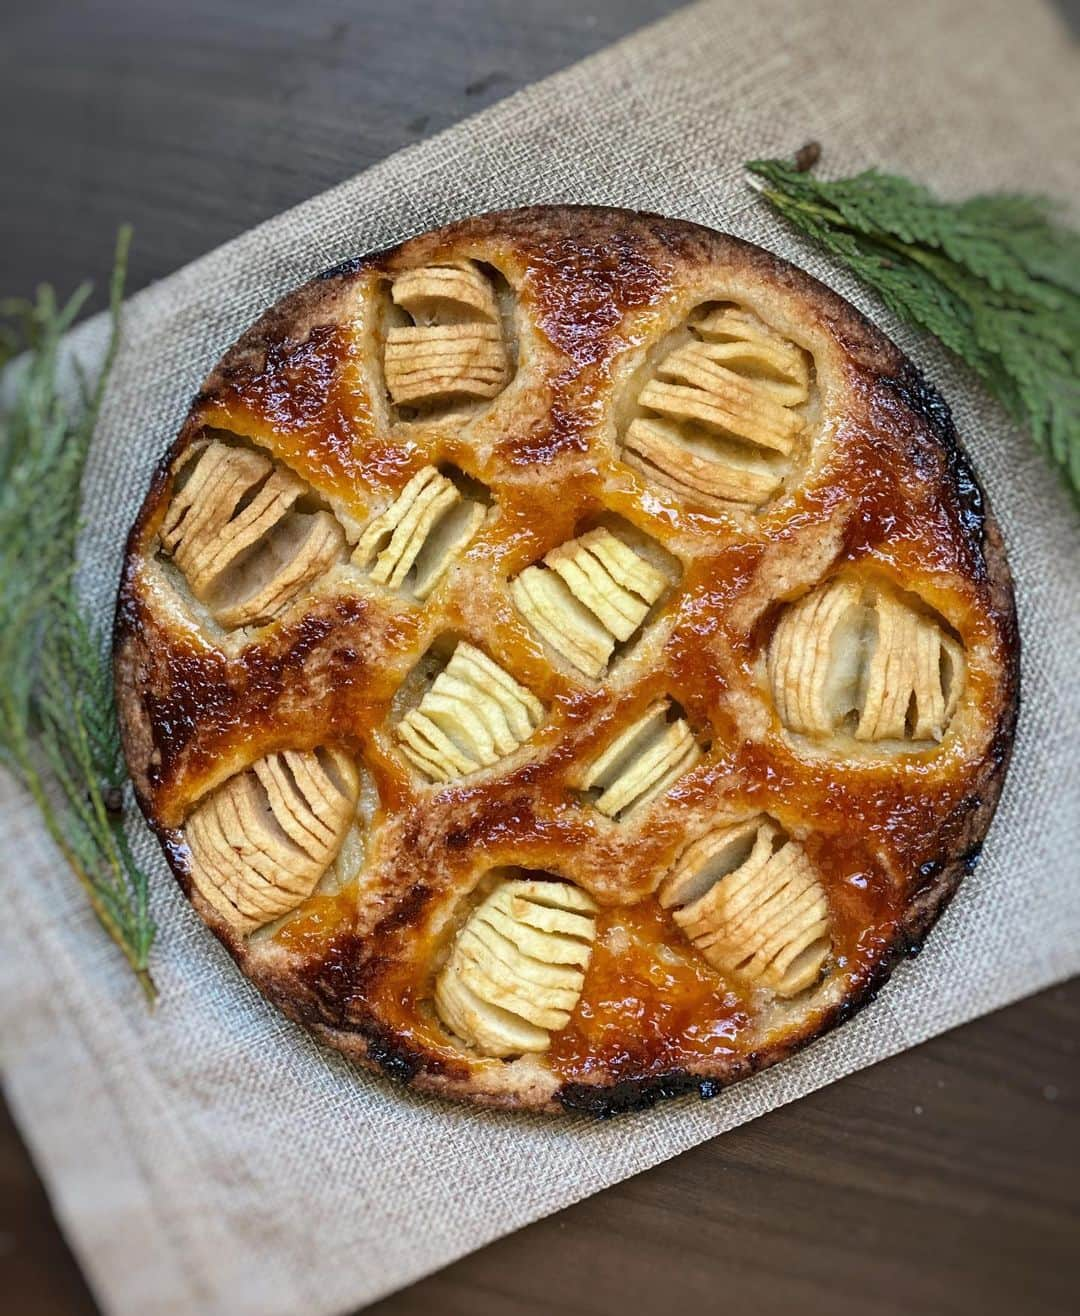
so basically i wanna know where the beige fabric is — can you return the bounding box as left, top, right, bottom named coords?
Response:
left=1, top=1, right=1078, bottom=1313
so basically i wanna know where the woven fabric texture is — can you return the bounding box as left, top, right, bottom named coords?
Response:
left=1, top=1, right=1077, bottom=1313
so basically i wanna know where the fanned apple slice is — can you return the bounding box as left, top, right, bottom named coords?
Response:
left=694, top=305, right=811, bottom=406
left=661, top=816, right=831, bottom=997
left=161, top=442, right=271, bottom=561
left=767, top=576, right=867, bottom=736
left=385, top=325, right=507, bottom=405
left=353, top=466, right=486, bottom=599
left=621, top=301, right=810, bottom=508
left=397, top=715, right=480, bottom=781
left=511, top=567, right=613, bottom=676
left=163, top=443, right=300, bottom=591
left=160, top=439, right=346, bottom=628
left=659, top=815, right=764, bottom=908
left=575, top=700, right=702, bottom=818
left=450, top=644, right=544, bottom=739
left=385, top=260, right=510, bottom=408
left=768, top=577, right=966, bottom=745
left=392, top=260, right=501, bottom=325
left=546, top=529, right=666, bottom=640
left=857, top=594, right=967, bottom=742
left=433, top=972, right=550, bottom=1057
left=641, top=342, right=803, bottom=455
left=914, top=624, right=965, bottom=741
left=209, top=510, right=345, bottom=628
left=623, top=417, right=782, bottom=505
left=435, top=877, right=597, bottom=1056
left=511, top=527, right=669, bottom=677
left=857, top=591, right=922, bottom=741
left=477, top=905, right=594, bottom=968
left=184, top=748, right=359, bottom=934
left=396, top=642, right=544, bottom=783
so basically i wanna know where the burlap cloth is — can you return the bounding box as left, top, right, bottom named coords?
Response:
left=1, top=1, right=1077, bottom=1312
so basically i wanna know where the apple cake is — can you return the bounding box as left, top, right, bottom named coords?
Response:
left=114, top=206, right=1019, bottom=1114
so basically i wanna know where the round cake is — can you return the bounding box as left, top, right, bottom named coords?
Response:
left=114, top=206, right=1018, bottom=1114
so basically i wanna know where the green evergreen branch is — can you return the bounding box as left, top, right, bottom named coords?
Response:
left=746, top=155, right=1080, bottom=497
left=0, top=227, right=157, bottom=1002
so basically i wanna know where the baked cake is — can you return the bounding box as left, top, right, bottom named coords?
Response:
left=114, top=206, right=1018, bottom=1113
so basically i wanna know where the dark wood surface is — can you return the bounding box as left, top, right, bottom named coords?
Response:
left=2, top=4, right=1078, bottom=1314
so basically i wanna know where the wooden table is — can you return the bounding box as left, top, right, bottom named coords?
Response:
left=2, top=4, right=1077, bottom=1313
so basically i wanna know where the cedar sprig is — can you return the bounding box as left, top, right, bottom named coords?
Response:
left=0, top=227, right=157, bottom=1001
left=747, top=156, right=1080, bottom=496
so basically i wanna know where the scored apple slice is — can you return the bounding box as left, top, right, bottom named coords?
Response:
left=184, top=748, right=359, bottom=934
left=573, top=699, right=701, bottom=818
left=160, top=439, right=346, bottom=628
left=621, top=301, right=811, bottom=509
left=511, top=527, right=668, bottom=677
left=693, top=305, right=810, bottom=406
left=641, top=341, right=803, bottom=456
left=385, top=260, right=510, bottom=408
left=435, top=877, right=597, bottom=1056
left=623, top=416, right=783, bottom=505
left=392, top=260, right=502, bottom=325
left=353, top=466, right=486, bottom=599
left=396, top=642, right=544, bottom=783
left=767, top=576, right=966, bottom=745
left=857, top=592, right=966, bottom=742
left=660, top=815, right=831, bottom=997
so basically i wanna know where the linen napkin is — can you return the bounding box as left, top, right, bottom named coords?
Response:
left=1, top=1, right=1078, bottom=1313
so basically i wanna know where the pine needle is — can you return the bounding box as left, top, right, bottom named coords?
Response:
left=746, top=156, right=1080, bottom=498
left=0, top=227, right=157, bottom=1002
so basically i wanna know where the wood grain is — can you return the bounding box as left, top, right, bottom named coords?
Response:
left=1, top=2, right=1078, bottom=1313
left=0, top=0, right=684, bottom=316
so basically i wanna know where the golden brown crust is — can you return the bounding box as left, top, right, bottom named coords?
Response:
left=114, top=206, right=1018, bottom=1115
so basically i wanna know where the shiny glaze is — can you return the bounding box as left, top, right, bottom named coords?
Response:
left=548, top=903, right=750, bottom=1082
left=115, top=207, right=1017, bottom=1107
